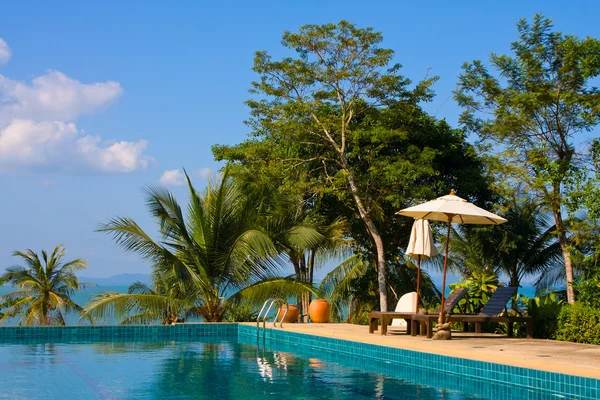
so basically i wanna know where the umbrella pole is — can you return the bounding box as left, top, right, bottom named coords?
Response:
left=439, top=217, right=452, bottom=324
left=415, top=255, right=421, bottom=313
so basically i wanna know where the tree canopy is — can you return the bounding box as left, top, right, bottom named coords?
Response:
left=454, top=14, right=600, bottom=303
left=214, top=21, right=493, bottom=311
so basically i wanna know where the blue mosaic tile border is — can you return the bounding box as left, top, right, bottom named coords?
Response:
left=0, top=323, right=237, bottom=342
left=240, top=324, right=599, bottom=400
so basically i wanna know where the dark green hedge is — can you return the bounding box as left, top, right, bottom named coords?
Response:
left=555, top=303, right=600, bottom=345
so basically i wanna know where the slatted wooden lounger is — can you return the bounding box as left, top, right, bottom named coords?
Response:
left=411, top=286, right=533, bottom=339
left=368, top=288, right=468, bottom=335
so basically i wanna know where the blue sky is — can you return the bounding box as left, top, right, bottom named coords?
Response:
left=0, top=1, right=598, bottom=280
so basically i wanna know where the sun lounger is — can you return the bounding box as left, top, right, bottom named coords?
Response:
left=369, top=288, right=468, bottom=335
left=411, top=286, right=533, bottom=339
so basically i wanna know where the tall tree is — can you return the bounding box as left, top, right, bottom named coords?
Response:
left=455, top=14, right=600, bottom=303
left=214, top=21, right=492, bottom=310
left=0, top=246, right=93, bottom=326
left=93, top=170, right=316, bottom=322
left=234, top=21, right=436, bottom=311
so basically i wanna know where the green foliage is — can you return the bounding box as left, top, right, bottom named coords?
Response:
left=574, top=277, right=600, bottom=308
left=224, top=303, right=258, bottom=323
left=87, top=169, right=317, bottom=323
left=87, top=280, right=189, bottom=325
left=556, top=303, right=600, bottom=345
left=448, top=195, right=563, bottom=297
left=214, top=20, right=493, bottom=311
left=455, top=14, right=600, bottom=303
left=0, top=246, right=92, bottom=326
left=320, top=256, right=441, bottom=324
left=450, top=272, right=498, bottom=314
left=517, top=293, right=564, bottom=339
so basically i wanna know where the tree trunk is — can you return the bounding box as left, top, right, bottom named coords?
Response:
left=510, top=272, right=519, bottom=311
left=343, top=165, right=388, bottom=311
left=553, top=210, right=575, bottom=304
left=302, top=251, right=316, bottom=322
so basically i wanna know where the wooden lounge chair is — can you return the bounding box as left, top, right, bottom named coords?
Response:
left=411, top=286, right=533, bottom=339
left=369, top=288, right=468, bottom=335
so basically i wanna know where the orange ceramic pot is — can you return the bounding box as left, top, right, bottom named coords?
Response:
left=277, top=304, right=300, bottom=323
left=309, top=299, right=330, bottom=323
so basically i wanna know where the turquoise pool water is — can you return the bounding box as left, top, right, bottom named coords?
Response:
left=0, top=334, right=582, bottom=400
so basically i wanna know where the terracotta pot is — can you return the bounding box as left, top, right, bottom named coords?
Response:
left=277, top=304, right=300, bottom=323
left=309, top=299, right=330, bottom=323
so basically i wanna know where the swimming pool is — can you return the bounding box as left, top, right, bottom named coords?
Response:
left=0, top=325, right=596, bottom=400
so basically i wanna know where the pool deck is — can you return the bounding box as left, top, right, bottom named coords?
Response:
left=243, top=322, right=600, bottom=379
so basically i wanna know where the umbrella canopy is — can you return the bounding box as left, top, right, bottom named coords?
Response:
left=406, top=219, right=438, bottom=312
left=397, top=191, right=507, bottom=225
left=397, top=189, right=507, bottom=325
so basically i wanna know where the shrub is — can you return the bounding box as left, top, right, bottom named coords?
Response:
left=574, top=277, right=600, bottom=308
left=494, top=294, right=563, bottom=338
left=522, top=294, right=563, bottom=339
left=555, top=302, right=600, bottom=345
left=224, top=304, right=258, bottom=322
left=450, top=272, right=498, bottom=314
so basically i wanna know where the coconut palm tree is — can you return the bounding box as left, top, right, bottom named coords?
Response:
left=0, top=246, right=93, bottom=326
left=446, top=225, right=501, bottom=279
left=447, top=196, right=563, bottom=310
left=86, top=169, right=316, bottom=322
left=227, top=165, right=349, bottom=321
left=497, top=198, right=562, bottom=289
left=320, top=255, right=440, bottom=323
left=268, top=206, right=351, bottom=321
left=86, top=280, right=189, bottom=325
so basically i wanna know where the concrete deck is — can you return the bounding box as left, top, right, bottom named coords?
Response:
left=244, top=322, right=600, bottom=379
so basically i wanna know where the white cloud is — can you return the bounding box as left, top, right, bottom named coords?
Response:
left=0, top=120, right=152, bottom=173
left=0, top=39, right=11, bottom=65
left=0, top=70, right=123, bottom=126
left=0, top=39, right=150, bottom=174
left=159, top=169, right=185, bottom=186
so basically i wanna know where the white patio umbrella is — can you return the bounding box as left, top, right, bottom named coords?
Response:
left=406, top=219, right=438, bottom=312
left=397, top=189, right=507, bottom=324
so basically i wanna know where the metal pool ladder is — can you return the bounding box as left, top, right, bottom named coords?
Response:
left=256, top=298, right=289, bottom=338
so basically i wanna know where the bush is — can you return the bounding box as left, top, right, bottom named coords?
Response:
left=521, top=294, right=563, bottom=339
left=450, top=272, right=498, bottom=314
left=555, top=302, right=600, bottom=345
left=224, top=304, right=258, bottom=322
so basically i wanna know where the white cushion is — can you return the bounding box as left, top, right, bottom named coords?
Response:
left=390, top=292, right=417, bottom=327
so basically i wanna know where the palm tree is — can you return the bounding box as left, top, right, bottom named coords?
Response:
left=86, top=169, right=316, bottom=322
left=86, top=280, right=189, bottom=325
left=228, top=165, right=348, bottom=321
left=0, top=246, right=93, bottom=326
left=320, top=255, right=440, bottom=323
left=497, top=198, right=562, bottom=289
left=446, top=225, right=501, bottom=279
left=447, top=196, right=563, bottom=310
left=269, top=208, right=350, bottom=321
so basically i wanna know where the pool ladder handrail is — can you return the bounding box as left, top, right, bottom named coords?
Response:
left=256, top=298, right=288, bottom=337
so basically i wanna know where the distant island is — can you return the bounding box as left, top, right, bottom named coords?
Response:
left=79, top=282, right=99, bottom=288
left=77, top=273, right=150, bottom=286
